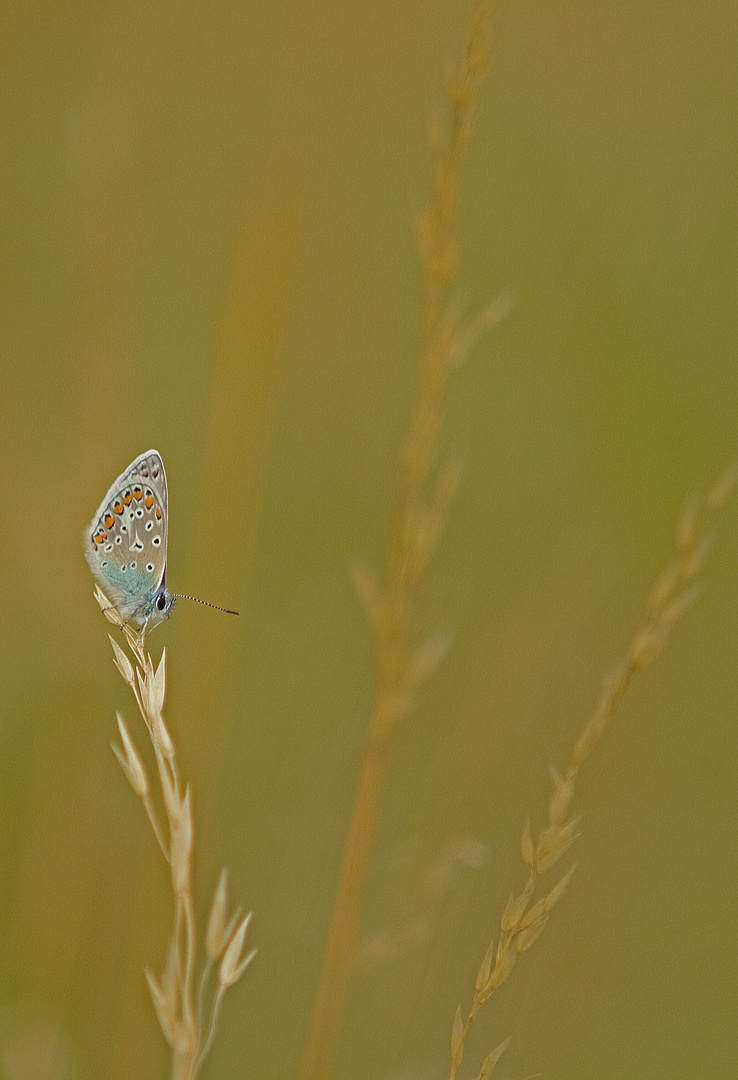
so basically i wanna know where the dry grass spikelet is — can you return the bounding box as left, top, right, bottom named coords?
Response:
left=448, top=462, right=735, bottom=1079
left=92, top=587, right=255, bottom=1079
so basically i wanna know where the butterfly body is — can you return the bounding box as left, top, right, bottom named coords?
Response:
left=85, top=449, right=175, bottom=633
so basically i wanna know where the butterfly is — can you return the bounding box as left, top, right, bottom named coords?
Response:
left=85, top=449, right=237, bottom=636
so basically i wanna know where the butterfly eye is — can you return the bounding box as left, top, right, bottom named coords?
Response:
left=157, top=594, right=167, bottom=611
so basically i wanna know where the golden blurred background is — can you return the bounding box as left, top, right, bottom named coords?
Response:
left=0, top=2, right=736, bottom=1078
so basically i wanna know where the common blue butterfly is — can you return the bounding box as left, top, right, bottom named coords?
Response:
left=85, top=450, right=237, bottom=636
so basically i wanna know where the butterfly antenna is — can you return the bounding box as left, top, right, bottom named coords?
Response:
left=172, top=594, right=239, bottom=615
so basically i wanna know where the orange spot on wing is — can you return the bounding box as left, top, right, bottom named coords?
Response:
left=113, top=500, right=124, bottom=514
left=123, top=490, right=133, bottom=505
left=133, top=485, right=143, bottom=500
left=104, top=513, right=115, bottom=528
left=145, top=492, right=154, bottom=509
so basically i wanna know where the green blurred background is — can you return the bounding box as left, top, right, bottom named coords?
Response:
left=1, top=2, right=736, bottom=1078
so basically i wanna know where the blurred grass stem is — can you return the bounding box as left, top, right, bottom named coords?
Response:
left=297, top=5, right=498, bottom=1078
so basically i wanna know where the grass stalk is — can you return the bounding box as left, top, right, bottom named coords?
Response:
left=297, top=4, right=501, bottom=1078
left=448, top=463, right=736, bottom=1079
left=96, top=589, right=256, bottom=1079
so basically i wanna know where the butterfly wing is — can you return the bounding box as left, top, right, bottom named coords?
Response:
left=85, top=449, right=173, bottom=628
